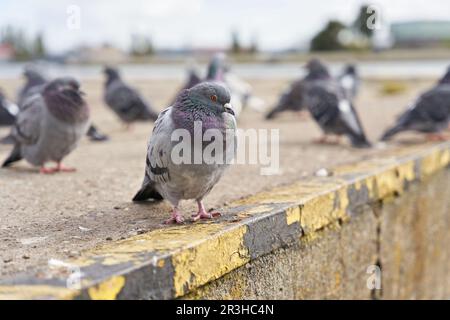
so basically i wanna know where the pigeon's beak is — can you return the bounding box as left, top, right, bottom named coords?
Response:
left=224, top=103, right=235, bottom=116
left=79, top=90, right=86, bottom=96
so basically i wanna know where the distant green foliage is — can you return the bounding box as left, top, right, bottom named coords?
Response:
left=231, top=31, right=241, bottom=54
left=310, top=21, right=346, bottom=51
left=129, top=34, right=154, bottom=56
left=0, top=26, right=47, bottom=61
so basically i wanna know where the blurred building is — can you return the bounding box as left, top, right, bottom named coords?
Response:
left=0, top=43, right=14, bottom=61
left=66, top=44, right=127, bottom=64
left=391, top=20, right=450, bottom=48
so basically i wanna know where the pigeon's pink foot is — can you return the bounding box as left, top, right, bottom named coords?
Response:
left=56, top=163, right=76, bottom=172
left=313, top=135, right=329, bottom=144
left=164, top=208, right=184, bottom=224
left=426, top=133, right=446, bottom=142
left=192, top=201, right=221, bottom=222
left=40, top=166, right=58, bottom=174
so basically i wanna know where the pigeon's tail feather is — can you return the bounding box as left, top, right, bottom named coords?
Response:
left=380, top=125, right=405, bottom=141
left=132, top=181, right=163, bottom=202
left=2, top=143, right=22, bottom=167
left=86, top=124, right=109, bottom=142
left=0, top=133, right=15, bottom=144
left=141, top=108, right=159, bottom=122
left=349, top=133, right=372, bottom=148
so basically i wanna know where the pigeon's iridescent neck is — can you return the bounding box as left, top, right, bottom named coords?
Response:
left=44, top=90, right=89, bottom=124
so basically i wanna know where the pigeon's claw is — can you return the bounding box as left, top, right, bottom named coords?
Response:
left=56, top=163, right=76, bottom=172
left=192, top=201, right=221, bottom=222
left=426, top=133, right=446, bottom=142
left=165, top=208, right=185, bottom=224
left=40, top=166, right=58, bottom=174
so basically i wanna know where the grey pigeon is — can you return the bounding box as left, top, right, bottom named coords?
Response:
left=17, top=67, right=47, bottom=107
left=168, top=68, right=202, bottom=105
left=133, top=82, right=237, bottom=224
left=103, top=66, right=159, bottom=125
left=0, top=90, right=18, bottom=126
left=2, top=77, right=90, bottom=173
left=266, top=78, right=306, bottom=119
left=303, top=59, right=371, bottom=148
left=338, top=64, right=359, bottom=100
left=381, top=67, right=450, bottom=141
left=13, top=67, right=108, bottom=142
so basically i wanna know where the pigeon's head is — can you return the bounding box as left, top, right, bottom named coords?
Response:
left=44, top=77, right=84, bottom=97
left=206, top=53, right=227, bottom=81
left=188, top=82, right=234, bottom=116
left=305, top=59, right=330, bottom=80
left=103, top=66, right=120, bottom=81
left=344, top=64, right=357, bottom=75
left=23, top=67, right=46, bottom=83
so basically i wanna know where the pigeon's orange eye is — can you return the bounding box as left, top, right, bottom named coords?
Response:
left=210, top=95, right=217, bottom=102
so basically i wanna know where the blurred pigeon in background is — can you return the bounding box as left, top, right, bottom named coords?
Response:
left=103, top=66, right=159, bottom=127
left=338, top=64, right=359, bottom=100
left=266, top=78, right=306, bottom=119
left=17, top=67, right=47, bottom=107
left=2, top=78, right=90, bottom=173
left=303, top=59, right=371, bottom=148
left=13, top=67, right=108, bottom=142
left=0, top=89, right=19, bottom=126
left=133, top=82, right=237, bottom=224
left=168, top=67, right=202, bottom=105
left=381, top=67, right=450, bottom=141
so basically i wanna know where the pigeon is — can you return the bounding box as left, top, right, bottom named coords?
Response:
left=133, top=82, right=237, bottom=224
left=0, top=90, right=18, bottom=126
left=266, top=78, right=306, bottom=119
left=380, top=68, right=450, bottom=141
left=303, top=59, right=371, bottom=148
left=2, top=77, right=90, bottom=173
left=103, top=66, right=159, bottom=126
left=17, top=67, right=47, bottom=107
left=338, top=64, right=359, bottom=100
left=13, top=67, right=108, bottom=142
left=168, top=67, right=202, bottom=105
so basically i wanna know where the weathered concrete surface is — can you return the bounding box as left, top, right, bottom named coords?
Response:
left=186, top=170, right=450, bottom=300
left=0, top=143, right=449, bottom=299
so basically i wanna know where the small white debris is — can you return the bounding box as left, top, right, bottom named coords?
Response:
left=314, top=168, right=331, bottom=177
left=78, top=226, right=91, bottom=232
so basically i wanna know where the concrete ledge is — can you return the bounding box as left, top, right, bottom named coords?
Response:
left=0, top=142, right=449, bottom=300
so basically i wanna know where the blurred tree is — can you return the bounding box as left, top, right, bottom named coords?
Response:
left=130, top=34, right=154, bottom=56
left=231, top=30, right=241, bottom=54
left=310, top=20, right=346, bottom=51
left=249, top=35, right=258, bottom=54
left=1, top=26, right=46, bottom=60
left=353, top=5, right=375, bottom=39
left=33, top=33, right=46, bottom=58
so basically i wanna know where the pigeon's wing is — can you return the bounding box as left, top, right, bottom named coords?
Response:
left=106, top=82, right=156, bottom=121
left=145, top=107, right=174, bottom=184
left=132, top=107, right=173, bottom=202
left=13, top=95, right=44, bottom=145
left=305, top=84, right=340, bottom=127
left=337, top=100, right=364, bottom=136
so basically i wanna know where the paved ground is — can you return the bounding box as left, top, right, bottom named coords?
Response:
left=0, top=75, right=437, bottom=277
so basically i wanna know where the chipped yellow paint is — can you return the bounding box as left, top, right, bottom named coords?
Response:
left=0, top=285, right=79, bottom=300
left=420, top=148, right=450, bottom=180
left=286, top=206, right=301, bottom=225
left=171, top=224, right=249, bottom=297
left=88, top=276, right=125, bottom=300
left=233, top=204, right=274, bottom=220
left=300, top=187, right=348, bottom=233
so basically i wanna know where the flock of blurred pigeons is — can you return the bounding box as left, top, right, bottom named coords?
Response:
left=0, top=54, right=449, bottom=172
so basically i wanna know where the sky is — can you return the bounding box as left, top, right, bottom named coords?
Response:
left=1, top=0, right=450, bottom=53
